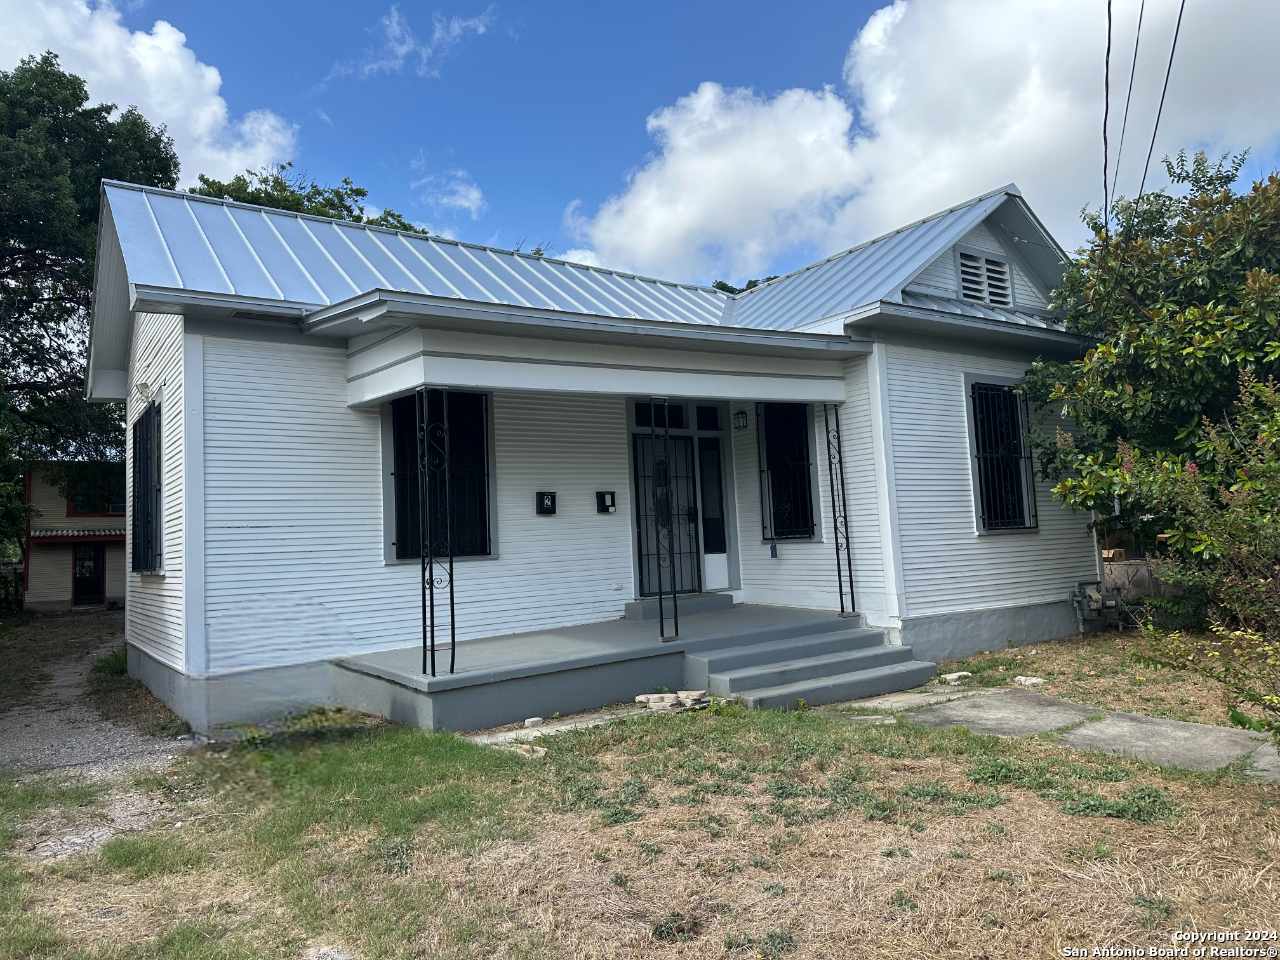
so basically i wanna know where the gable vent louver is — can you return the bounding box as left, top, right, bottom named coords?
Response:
left=958, top=252, right=1012, bottom=306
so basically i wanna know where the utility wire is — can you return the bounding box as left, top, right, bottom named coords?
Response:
left=1137, top=0, right=1189, bottom=201
left=1102, top=0, right=1113, bottom=238
left=1110, top=0, right=1146, bottom=199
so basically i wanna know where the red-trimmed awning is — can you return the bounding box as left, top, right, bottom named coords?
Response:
left=29, top=528, right=125, bottom=544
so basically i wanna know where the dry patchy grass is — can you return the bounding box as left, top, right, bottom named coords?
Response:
left=939, top=631, right=1245, bottom=725
left=2, top=705, right=1277, bottom=960
left=0, top=611, right=124, bottom=713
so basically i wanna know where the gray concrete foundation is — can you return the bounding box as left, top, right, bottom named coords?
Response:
left=128, top=644, right=336, bottom=736
left=893, top=599, right=1081, bottom=661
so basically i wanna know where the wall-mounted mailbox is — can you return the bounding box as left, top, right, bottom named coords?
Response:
left=535, top=491, right=557, bottom=515
left=596, top=491, right=617, bottom=514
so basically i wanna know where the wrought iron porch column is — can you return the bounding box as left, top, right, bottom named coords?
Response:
left=822, top=402, right=857, bottom=616
left=417, top=386, right=457, bottom=676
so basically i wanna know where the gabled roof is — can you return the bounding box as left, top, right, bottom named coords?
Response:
left=88, top=179, right=1072, bottom=398
left=725, top=184, right=1064, bottom=330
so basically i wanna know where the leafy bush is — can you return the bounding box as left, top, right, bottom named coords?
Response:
left=1124, top=374, right=1280, bottom=743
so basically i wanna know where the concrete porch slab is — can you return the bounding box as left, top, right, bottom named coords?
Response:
left=1058, top=712, right=1269, bottom=773
left=908, top=689, right=1099, bottom=737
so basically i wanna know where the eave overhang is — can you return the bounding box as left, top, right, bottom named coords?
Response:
left=302, top=289, right=875, bottom=359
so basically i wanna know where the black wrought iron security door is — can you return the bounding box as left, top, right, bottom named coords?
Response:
left=633, top=434, right=701, bottom=597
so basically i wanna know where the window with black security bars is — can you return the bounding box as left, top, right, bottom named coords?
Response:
left=756, top=402, right=815, bottom=540
left=130, top=403, right=163, bottom=572
left=969, top=382, right=1037, bottom=531
left=391, top=390, right=491, bottom=559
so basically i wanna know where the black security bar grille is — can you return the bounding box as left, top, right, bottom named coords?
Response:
left=641, top=397, right=682, bottom=639
left=756, top=402, right=816, bottom=540
left=130, top=402, right=162, bottom=572
left=969, top=382, right=1038, bottom=531
left=822, top=403, right=857, bottom=615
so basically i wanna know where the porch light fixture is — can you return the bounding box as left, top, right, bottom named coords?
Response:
left=733, top=409, right=749, bottom=432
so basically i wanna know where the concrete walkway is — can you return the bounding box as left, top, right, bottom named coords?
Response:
left=879, top=687, right=1279, bottom=783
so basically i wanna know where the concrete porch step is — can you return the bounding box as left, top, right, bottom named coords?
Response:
left=624, top=592, right=735, bottom=621
left=687, top=627, right=885, bottom=677
left=737, top=659, right=938, bottom=710
left=708, top=643, right=917, bottom=695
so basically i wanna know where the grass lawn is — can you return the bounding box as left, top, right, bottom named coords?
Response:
left=2, top=704, right=1277, bottom=959
left=937, top=630, right=1247, bottom=726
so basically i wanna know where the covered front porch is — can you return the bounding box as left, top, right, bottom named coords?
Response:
left=330, top=603, right=934, bottom=731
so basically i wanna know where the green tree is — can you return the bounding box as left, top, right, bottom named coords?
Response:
left=1023, top=152, right=1280, bottom=540
left=0, top=52, right=179, bottom=556
left=190, top=163, right=422, bottom=232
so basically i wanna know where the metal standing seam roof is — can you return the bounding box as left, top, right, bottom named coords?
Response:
left=724, top=185, right=1017, bottom=330
left=101, top=180, right=1054, bottom=336
left=101, top=181, right=730, bottom=327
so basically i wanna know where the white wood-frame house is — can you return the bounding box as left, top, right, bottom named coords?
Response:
left=87, top=180, right=1099, bottom=733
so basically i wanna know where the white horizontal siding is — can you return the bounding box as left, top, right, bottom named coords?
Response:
left=201, top=337, right=636, bottom=673
left=884, top=343, right=1097, bottom=618
left=25, top=545, right=70, bottom=606
left=729, top=363, right=889, bottom=616
left=105, top=543, right=125, bottom=601
left=125, top=312, right=185, bottom=669
left=905, top=222, right=1047, bottom=309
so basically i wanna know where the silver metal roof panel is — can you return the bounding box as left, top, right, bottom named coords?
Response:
left=101, top=181, right=729, bottom=323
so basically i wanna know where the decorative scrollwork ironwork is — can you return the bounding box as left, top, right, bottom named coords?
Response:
left=822, top=403, right=857, bottom=616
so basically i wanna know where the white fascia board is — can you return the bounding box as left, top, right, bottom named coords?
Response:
left=347, top=351, right=846, bottom=408
left=848, top=301, right=1088, bottom=356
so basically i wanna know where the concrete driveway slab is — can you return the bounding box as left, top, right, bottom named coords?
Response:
left=1059, top=712, right=1268, bottom=773
left=909, top=689, right=1099, bottom=737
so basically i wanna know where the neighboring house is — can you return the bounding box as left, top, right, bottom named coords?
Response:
left=86, top=179, right=1099, bottom=733
left=23, top=463, right=126, bottom=611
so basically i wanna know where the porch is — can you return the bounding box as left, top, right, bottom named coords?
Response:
left=331, top=603, right=935, bottom=731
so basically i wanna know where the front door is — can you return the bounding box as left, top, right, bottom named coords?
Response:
left=72, top=543, right=105, bottom=606
left=633, top=434, right=701, bottom=596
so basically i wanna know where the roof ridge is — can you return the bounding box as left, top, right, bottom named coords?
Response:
left=99, top=179, right=730, bottom=299
left=729, top=182, right=1021, bottom=302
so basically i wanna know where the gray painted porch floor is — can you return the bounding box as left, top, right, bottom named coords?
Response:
left=335, top=604, right=844, bottom=693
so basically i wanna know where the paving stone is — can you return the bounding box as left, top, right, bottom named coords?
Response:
left=938, top=672, right=972, bottom=685
left=851, top=688, right=985, bottom=711
left=1244, top=743, right=1280, bottom=784
left=1060, top=713, right=1268, bottom=772
left=910, top=689, right=1098, bottom=737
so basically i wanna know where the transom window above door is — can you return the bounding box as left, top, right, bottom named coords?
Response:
left=634, top=401, right=686, bottom=430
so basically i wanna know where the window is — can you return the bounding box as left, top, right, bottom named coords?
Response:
left=67, top=465, right=125, bottom=515
left=756, top=402, right=815, bottom=540
left=958, top=251, right=1012, bottom=306
left=968, top=381, right=1037, bottom=532
left=634, top=401, right=686, bottom=430
left=391, top=390, right=491, bottom=559
left=695, top=405, right=720, bottom=432
left=130, top=403, right=162, bottom=572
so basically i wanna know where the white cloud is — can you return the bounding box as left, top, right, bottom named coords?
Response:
left=327, top=4, right=494, bottom=83
left=412, top=165, right=486, bottom=220
left=556, top=248, right=602, bottom=268
left=0, top=0, right=296, bottom=183
left=568, top=0, right=1280, bottom=283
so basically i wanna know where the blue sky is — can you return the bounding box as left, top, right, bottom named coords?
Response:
left=130, top=0, right=880, bottom=266
left=7, top=1, right=1280, bottom=286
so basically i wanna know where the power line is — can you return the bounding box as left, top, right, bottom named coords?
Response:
left=1137, top=0, right=1189, bottom=201
left=1103, top=0, right=1113, bottom=238
left=1111, top=0, right=1146, bottom=199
